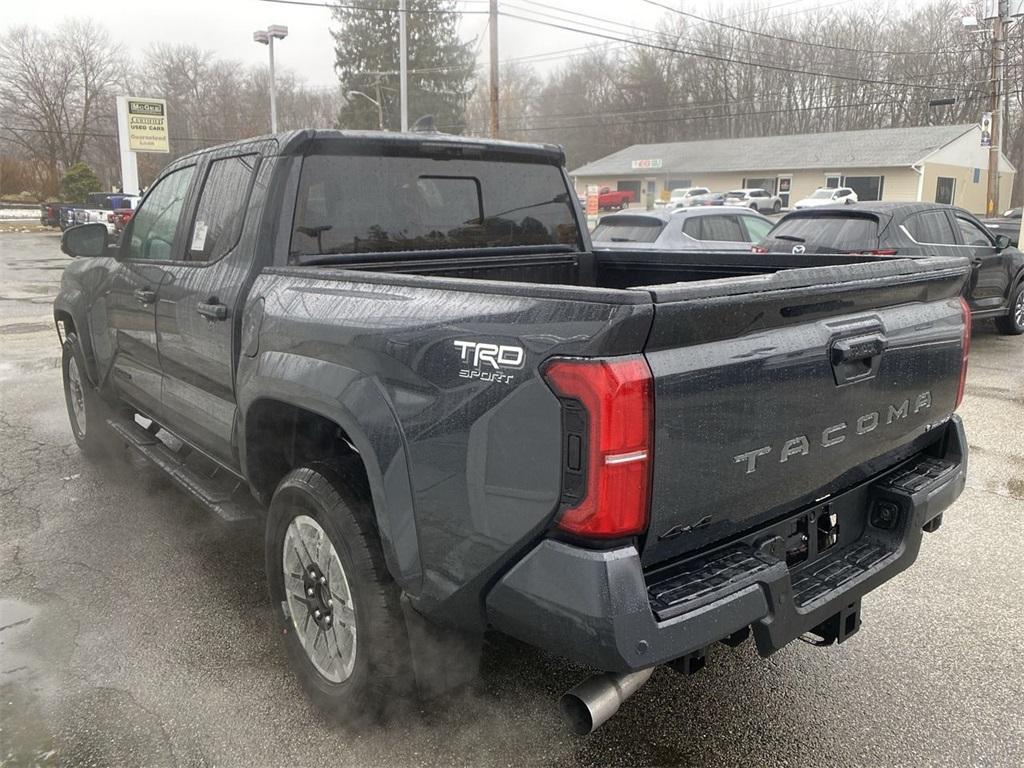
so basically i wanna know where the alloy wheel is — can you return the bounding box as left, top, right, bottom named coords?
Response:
left=282, top=514, right=357, bottom=683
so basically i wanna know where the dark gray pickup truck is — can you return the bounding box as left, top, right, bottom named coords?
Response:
left=55, top=131, right=971, bottom=734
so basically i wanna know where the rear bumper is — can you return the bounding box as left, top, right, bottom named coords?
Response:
left=485, top=416, right=967, bottom=672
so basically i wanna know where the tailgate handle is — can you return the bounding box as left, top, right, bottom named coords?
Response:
left=830, top=334, right=884, bottom=385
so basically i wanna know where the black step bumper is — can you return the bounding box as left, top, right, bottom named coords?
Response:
left=485, top=416, right=967, bottom=672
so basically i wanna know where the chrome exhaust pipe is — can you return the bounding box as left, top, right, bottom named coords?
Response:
left=559, top=667, right=655, bottom=735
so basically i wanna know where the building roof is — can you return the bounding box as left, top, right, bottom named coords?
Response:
left=570, top=124, right=976, bottom=177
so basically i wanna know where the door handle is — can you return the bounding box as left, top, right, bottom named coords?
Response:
left=197, top=300, right=228, bottom=321
left=134, top=288, right=156, bottom=305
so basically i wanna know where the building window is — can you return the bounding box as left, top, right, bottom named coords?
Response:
left=972, top=168, right=981, bottom=184
left=825, top=175, right=842, bottom=189
left=935, top=177, right=956, bottom=205
left=667, top=178, right=692, bottom=190
left=743, top=177, right=776, bottom=194
left=843, top=175, right=884, bottom=201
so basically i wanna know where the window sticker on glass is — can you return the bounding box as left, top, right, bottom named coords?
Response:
left=191, top=220, right=209, bottom=252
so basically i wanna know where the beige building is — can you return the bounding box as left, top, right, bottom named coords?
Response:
left=570, top=124, right=1015, bottom=215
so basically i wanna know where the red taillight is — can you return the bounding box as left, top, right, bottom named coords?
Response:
left=543, top=356, right=653, bottom=539
left=848, top=249, right=898, bottom=256
left=955, top=297, right=971, bottom=409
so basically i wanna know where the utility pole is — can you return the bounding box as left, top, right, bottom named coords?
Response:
left=986, top=7, right=1006, bottom=217
left=399, top=0, right=409, bottom=132
left=489, top=0, right=499, bottom=138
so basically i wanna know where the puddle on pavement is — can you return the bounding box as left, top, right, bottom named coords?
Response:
left=0, top=322, right=53, bottom=335
left=0, top=599, right=58, bottom=765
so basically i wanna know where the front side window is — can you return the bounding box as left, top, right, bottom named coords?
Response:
left=741, top=216, right=773, bottom=242
left=957, top=215, right=994, bottom=247
left=188, top=155, right=258, bottom=262
left=289, top=155, right=580, bottom=259
left=128, top=166, right=195, bottom=261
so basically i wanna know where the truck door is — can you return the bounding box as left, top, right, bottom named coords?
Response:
left=153, top=153, right=261, bottom=465
left=107, top=164, right=196, bottom=419
left=954, top=211, right=1013, bottom=311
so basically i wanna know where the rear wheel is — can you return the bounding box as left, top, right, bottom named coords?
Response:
left=994, top=283, right=1024, bottom=335
left=772, top=200, right=782, bottom=213
left=266, top=462, right=412, bottom=722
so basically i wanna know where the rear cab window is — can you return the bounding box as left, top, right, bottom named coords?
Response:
left=767, top=214, right=880, bottom=253
left=289, top=153, right=581, bottom=260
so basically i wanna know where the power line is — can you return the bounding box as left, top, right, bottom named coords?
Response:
left=254, top=0, right=491, bottom=13
left=498, top=8, right=988, bottom=96
left=641, top=0, right=978, bottom=57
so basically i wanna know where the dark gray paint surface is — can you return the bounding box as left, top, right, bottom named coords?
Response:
left=54, top=129, right=972, bottom=666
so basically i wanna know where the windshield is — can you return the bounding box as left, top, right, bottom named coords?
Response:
left=289, top=154, right=580, bottom=260
left=592, top=216, right=666, bottom=243
left=810, top=189, right=835, bottom=199
left=727, top=190, right=746, bottom=197
left=766, top=214, right=880, bottom=252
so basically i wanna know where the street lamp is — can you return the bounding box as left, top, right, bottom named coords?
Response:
left=346, top=90, right=384, bottom=131
left=253, top=24, right=288, bottom=133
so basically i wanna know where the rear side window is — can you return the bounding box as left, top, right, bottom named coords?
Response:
left=290, top=154, right=579, bottom=259
left=188, top=154, right=258, bottom=262
left=592, top=216, right=665, bottom=243
left=700, top=215, right=744, bottom=242
left=905, top=211, right=957, bottom=244
left=768, top=214, right=879, bottom=252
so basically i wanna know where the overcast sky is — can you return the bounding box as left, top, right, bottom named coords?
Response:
left=1, top=0, right=847, bottom=90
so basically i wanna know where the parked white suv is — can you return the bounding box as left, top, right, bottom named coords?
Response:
left=792, top=187, right=859, bottom=209
left=656, top=187, right=710, bottom=209
left=724, top=188, right=782, bottom=213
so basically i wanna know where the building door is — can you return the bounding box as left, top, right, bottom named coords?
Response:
left=646, top=178, right=657, bottom=208
left=776, top=175, right=793, bottom=208
left=935, top=176, right=956, bottom=205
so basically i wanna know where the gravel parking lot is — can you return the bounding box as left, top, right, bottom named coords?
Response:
left=1, top=231, right=1022, bottom=767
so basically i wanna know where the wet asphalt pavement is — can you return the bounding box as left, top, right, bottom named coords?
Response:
left=1, top=231, right=1023, bottom=767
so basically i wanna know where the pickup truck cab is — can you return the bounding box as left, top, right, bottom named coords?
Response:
left=56, top=131, right=971, bottom=734
left=597, top=186, right=636, bottom=210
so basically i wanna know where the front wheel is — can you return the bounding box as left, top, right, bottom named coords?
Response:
left=62, top=333, right=116, bottom=457
left=266, top=463, right=412, bottom=722
left=994, top=283, right=1024, bottom=335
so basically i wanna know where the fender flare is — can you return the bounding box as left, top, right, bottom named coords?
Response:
left=53, top=294, right=100, bottom=386
left=236, top=351, right=422, bottom=594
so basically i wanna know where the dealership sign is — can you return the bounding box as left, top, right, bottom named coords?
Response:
left=125, top=97, right=169, bottom=153
left=630, top=159, right=663, bottom=170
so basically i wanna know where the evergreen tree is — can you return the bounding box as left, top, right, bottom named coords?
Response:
left=331, top=0, right=476, bottom=132
left=61, top=162, right=102, bottom=203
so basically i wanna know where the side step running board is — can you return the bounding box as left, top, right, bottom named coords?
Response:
left=107, top=415, right=259, bottom=524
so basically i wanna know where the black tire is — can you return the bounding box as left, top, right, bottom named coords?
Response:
left=62, top=333, right=116, bottom=458
left=772, top=200, right=782, bottom=213
left=994, top=283, right=1024, bottom=335
left=266, top=462, right=413, bottom=723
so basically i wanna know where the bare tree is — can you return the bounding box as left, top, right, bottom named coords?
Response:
left=0, top=20, right=124, bottom=196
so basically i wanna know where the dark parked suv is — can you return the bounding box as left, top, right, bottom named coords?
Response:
left=755, top=202, right=1024, bottom=335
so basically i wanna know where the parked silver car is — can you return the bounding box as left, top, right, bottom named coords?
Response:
left=591, top=207, right=775, bottom=250
left=724, top=188, right=783, bottom=213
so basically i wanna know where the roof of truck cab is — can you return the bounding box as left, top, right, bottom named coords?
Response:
left=170, top=129, right=565, bottom=164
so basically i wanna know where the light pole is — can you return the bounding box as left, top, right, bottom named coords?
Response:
left=253, top=25, right=288, bottom=133
left=347, top=90, right=384, bottom=131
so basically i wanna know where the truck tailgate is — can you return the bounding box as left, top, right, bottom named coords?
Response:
left=639, top=257, right=970, bottom=567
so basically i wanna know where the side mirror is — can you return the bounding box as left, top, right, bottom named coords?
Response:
left=61, top=223, right=108, bottom=258
left=995, top=233, right=1011, bottom=251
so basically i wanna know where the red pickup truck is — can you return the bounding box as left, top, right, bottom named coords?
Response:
left=598, top=187, right=635, bottom=210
